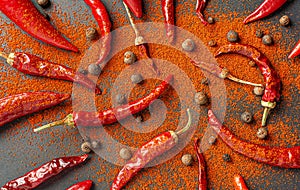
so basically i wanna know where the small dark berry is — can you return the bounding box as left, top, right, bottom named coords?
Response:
left=279, top=15, right=290, bottom=26
left=262, top=35, right=273, bottom=46
left=181, top=154, right=193, bottom=166
left=116, top=94, right=127, bottom=104
left=255, top=30, right=264, bottom=38
left=182, top=39, right=195, bottom=52
left=241, top=111, right=253, bottom=123
left=227, top=30, right=239, bottom=42
left=131, top=74, right=143, bottom=84
left=208, top=40, right=217, bottom=47
left=257, top=127, right=268, bottom=139
left=194, top=92, right=208, bottom=105
left=222, top=154, right=231, bottom=162
left=88, top=64, right=101, bottom=75
left=120, top=148, right=132, bottom=160
left=124, top=51, right=136, bottom=64
left=207, top=17, right=215, bottom=24
left=86, top=28, right=98, bottom=40
left=37, top=0, right=50, bottom=8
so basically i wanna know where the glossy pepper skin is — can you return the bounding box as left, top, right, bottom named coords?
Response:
left=84, top=0, right=112, bottom=66
left=1, top=154, right=88, bottom=190
left=234, top=174, right=249, bottom=190
left=124, top=0, right=143, bottom=18
left=243, top=0, right=287, bottom=24
left=4, top=52, right=101, bottom=94
left=196, top=0, right=208, bottom=25
left=0, top=0, right=78, bottom=52
left=0, top=92, right=70, bottom=127
left=289, top=39, right=300, bottom=58
left=66, top=180, right=93, bottom=190
left=161, top=0, right=175, bottom=43
left=208, top=110, right=300, bottom=168
left=194, top=138, right=207, bottom=190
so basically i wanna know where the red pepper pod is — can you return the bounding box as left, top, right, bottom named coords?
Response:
left=234, top=174, right=249, bottom=190
left=288, top=39, right=300, bottom=58
left=123, top=0, right=143, bottom=18
left=194, top=138, right=207, bottom=190
left=196, top=0, right=208, bottom=25
left=161, top=0, right=175, bottom=43
left=66, top=180, right=93, bottom=190
left=1, top=154, right=88, bottom=190
left=0, top=92, right=70, bottom=127
left=208, top=110, right=300, bottom=168
left=0, top=0, right=79, bottom=52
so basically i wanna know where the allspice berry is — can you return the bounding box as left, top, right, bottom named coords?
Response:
left=262, top=35, right=273, bottom=46
left=257, top=127, right=268, bottom=139
left=119, top=148, right=132, bottom=160
left=241, top=111, right=253, bottom=123
left=182, top=39, right=195, bottom=52
left=207, top=17, right=215, bottom=24
left=37, top=0, right=50, bottom=8
left=227, top=30, right=239, bottom=42
left=81, top=142, right=92, bottom=153
left=181, top=154, right=193, bottom=166
left=86, top=28, right=98, bottom=40
left=124, top=51, right=136, bottom=64
left=279, top=15, right=290, bottom=26
left=194, top=92, right=208, bottom=105
left=253, top=86, right=264, bottom=96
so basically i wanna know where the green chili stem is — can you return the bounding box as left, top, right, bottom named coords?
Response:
left=261, top=107, right=270, bottom=127
left=34, top=114, right=74, bottom=132
left=176, top=109, right=192, bottom=135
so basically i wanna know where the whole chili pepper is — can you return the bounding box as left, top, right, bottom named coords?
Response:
left=66, top=180, right=93, bottom=190
left=34, top=75, right=173, bottom=132
left=161, top=0, right=175, bottom=43
left=123, top=0, right=143, bottom=18
left=194, top=138, right=207, bottom=190
left=0, top=0, right=78, bottom=52
left=191, top=60, right=263, bottom=87
left=215, top=44, right=281, bottom=127
left=1, top=154, right=88, bottom=190
left=84, top=0, right=112, bottom=66
left=0, top=92, right=70, bottom=127
left=208, top=110, right=300, bottom=168
left=0, top=52, right=101, bottom=94
left=196, top=0, right=208, bottom=25
left=234, top=174, right=249, bottom=190
left=243, top=0, right=287, bottom=24
left=111, top=109, right=192, bottom=190
left=289, top=39, right=300, bottom=58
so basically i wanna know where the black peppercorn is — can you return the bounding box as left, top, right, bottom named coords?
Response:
left=262, top=35, right=273, bottom=46
left=241, top=111, right=253, bottom=123
left=227, top=30, right=239, bottom=42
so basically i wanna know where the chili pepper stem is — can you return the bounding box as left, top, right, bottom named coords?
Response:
left=175, top=109, right=192, bottom=135
left=34, top=114, right=74, bottom=132
left=261, top=101, right=276, bottom=127
left=0, top=51, right=8, bottom=59
left=227, top=74, right=264, bottom=87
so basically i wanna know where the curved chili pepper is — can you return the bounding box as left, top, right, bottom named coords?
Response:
left=84, top=0, right=112, bottom=66
left=0, top=92, right=70, bottom=127
left=234, top=174, right=249, bottom=190
left=111, top=109, right=192, bottom=190
left=1, top=154, right=88, bottom=190
left=124, top=0, right=143, bottom=18
left=215, top=44, right=281, bottom=127
left=208, top=110, right=300, bottom=168
left=196, top=0, right=208, bottom=25
left=194, top=138, right=207, bottom=190
left=66, top=180, right=93, bottom=190
left=243, top=0, right=287, bottom=24
left=0, top=0, right=78, bottom=52
left=161, top=0, right=175, bottom=43
left=34, top=75, right=173, bottom=132
left=289, top=39, right=300, bottom=58
left=0, top=52, right=101, bottom=94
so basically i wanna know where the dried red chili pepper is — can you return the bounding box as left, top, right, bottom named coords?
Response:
left=123, top=0, right=143, bottom=18
left=215, top=44, right=281, bottom=127
left=243, top=0, right=287, bottom=24
left=111, top=109, right=192, bottom=190
left=34, top=75, right=173, bottom=132
left=234, top=174, right=249, bottom=190
left=289, top=39, right=300, bottom=58
left=196, top=0, right=208, bottom=25
left=84, top=0, right=112, bottom=66
left=208, top=110, right=300, bottom=168
left=1, top=154, right=88, bottom=190
left=66, top=180, right=93, bottom=190
left=0, top=52, right=101, bottom=94
left=161, top=0, right=175, bottom=43
left=0, top=0, right=78, bottom=52
left=194, top=138, right=207, bottom=190
left=0, top=92, right=70, bottom=127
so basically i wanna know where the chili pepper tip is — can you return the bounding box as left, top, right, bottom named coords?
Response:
left=34, top=114, right=74, bottom=132
left=175, top=108, right=192, bottom=135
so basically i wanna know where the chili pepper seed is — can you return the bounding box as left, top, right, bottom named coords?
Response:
left=37, top=0, right=50, bottom=8
left=131, top=74, right=143, bottom=84
left=182, top=39, right=195, bottom=52
left=86, top=27, right=98, bottom=40
left=222, top=154, right=231, bottom=162
left=194, top=92, right=208, bottom=105
left=119, top=148, right=132, bottom=160
left=181, top=154, right=193, bottom=166
left=208, top=40, right=217, bottom=47
left=227, top=30, right=239, bottom=42
left=124, top=51, right=136, bottom=64
left=88, top=64, right=101, bottom=75
left=207, top=17, right=215, bottom=24
left=255, top=30, right=264, bottom=38
left=116, top=94, right=127, bottom=104
left=279, top=15, right=290, bottom=26
left=81, top=142, right=92, bottom=153
left=262, top=35, right=273, bottom=46
left=241, top=111, right=253, bottom=123
left=253, top=86, right=264, bottom=96
left=257, top=127, right=268, bottom=139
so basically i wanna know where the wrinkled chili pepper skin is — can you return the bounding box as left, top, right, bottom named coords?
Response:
left=66, top=180, right=93, bottom=190
left=243, top=0, right=287, bottom=24
left=1, top=154, right=88, bottom=190
left=0, top=92, right=70, bottom=127
left=208, top=110, right=300, bottom=168
left=215, top=44, right=281, bottom=103
left=196, top=0, right=208, bottom=25
left=289, top=39, right=300, bottom=58
left=0, top=0, right=79, bottom=52
left=7, top=52, right=101, bottom=94
left=74, top=75, right=173, bottom=126
left=111, top=131, right=177, bottom=190
left=84, top=0, right=112, bottom=65
left=194, top=138, right=207, bottom=190
left=161, top=0, right=175, bottom=43
left=234, top=174, right=249, bottom=190
left=124, top=0, right=143, bottom=18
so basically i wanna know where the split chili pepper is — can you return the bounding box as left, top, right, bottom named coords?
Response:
left=84, top=0, right=112, bottom=66
left=111, top=109, right=192, bottom=190
left=208, top=110, right=300, bottom=168
left=196, top=0, right=208, bottom=25
left=215, top=44, right=281, bottom=127
left=234, top=174, right=249, bottom=190
left=194, top=138, right=207, bottom=190
left=0, top=92, right=70, bottom=127
left=243, top=0, right=287, bottom=24
left=161, top=0, right=175, bottom=43
left=1, top=154, right=88, bottom=190
left=289, top=39, right=300, bottom=58
left=34, top=75, right=173, bottom=132
left=0, top=52, right=101, bottom=94
left=191, top=60, right=263, bottom=87
left=0, top=0, right=78, bottom=52
left=66, top=180, right=93, bottom=190
left=123, top=0, right=143, bottom=18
